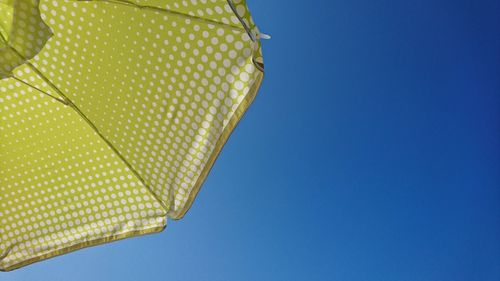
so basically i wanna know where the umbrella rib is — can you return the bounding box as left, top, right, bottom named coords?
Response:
left=0, top=30, right=7, bottom=43
left=10, top=76, right=69, bottom=105
left=77, top=0, right=253, bottom=39
left=22, top=60, right=169, bottom=212
left=227, top=0, right=256, bottom=41
left=2, top=43, right=68, bottom=105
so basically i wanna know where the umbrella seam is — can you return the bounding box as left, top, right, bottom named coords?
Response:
left=10, top=76, right=69, bottom=105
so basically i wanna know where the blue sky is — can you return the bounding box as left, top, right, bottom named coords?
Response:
left=5, top=0, right=500, bottom=280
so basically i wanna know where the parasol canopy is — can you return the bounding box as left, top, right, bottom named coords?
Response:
left=0, top=0, right=264, bottom=271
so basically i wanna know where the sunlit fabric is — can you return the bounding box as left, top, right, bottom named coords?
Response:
left=0, top=0, right=264, bottom=271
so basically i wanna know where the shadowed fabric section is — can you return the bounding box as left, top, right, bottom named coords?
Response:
left=0, top=0, right=52, bottom=79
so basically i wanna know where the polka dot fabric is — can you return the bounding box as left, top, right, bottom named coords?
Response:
left=0, top=0, right=264, bottom=271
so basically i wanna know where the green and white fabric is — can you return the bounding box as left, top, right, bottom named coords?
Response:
left=0, top=0, right=264, bottom=271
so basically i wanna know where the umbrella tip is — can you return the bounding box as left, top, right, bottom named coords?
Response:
left=259, top=33, right=272, bottom=40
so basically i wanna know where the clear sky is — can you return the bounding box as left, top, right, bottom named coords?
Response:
left=5, top=0, right=500, bottom=280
